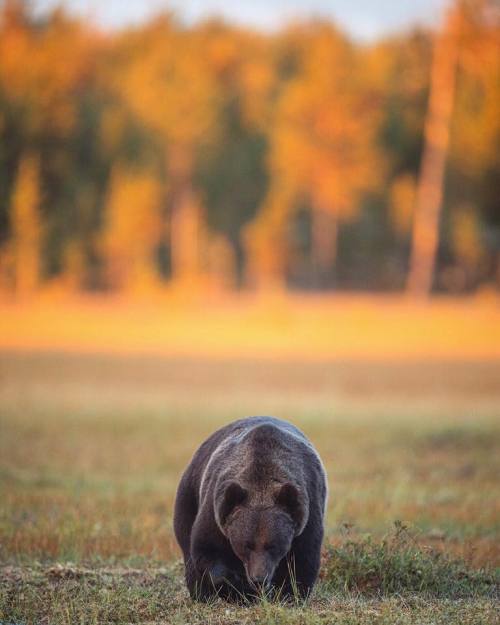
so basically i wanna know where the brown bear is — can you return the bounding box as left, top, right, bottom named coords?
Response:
left=173, top=416, right=328, bottom=601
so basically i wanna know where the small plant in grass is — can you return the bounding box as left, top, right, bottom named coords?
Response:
left=322, top=521, right=498, bottom=598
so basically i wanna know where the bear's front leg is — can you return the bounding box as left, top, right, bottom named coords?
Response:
left=189, top=544, right=248, bottom=602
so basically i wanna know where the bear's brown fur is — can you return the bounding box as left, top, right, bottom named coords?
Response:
left=173, top=416, right=328, bottom=601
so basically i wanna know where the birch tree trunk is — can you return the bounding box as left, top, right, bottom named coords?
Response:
left=406, top=7, right=460, bottom=296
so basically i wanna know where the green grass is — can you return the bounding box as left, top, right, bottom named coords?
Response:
left=322, top=522, right=497, bottom=598
left=1, top=541, right=497, bottom=625
left=0, top=352, right=499, bottom=623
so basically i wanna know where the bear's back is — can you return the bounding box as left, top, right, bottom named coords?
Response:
left=198, top=416, right=311, bottom=471
left=196, top=416, right=326, bottom=503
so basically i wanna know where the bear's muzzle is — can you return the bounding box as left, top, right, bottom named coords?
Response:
left=245, top=552, right=274, bottom=589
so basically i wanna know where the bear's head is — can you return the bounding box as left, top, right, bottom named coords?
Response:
left=215, top=481, right=308, bottom=588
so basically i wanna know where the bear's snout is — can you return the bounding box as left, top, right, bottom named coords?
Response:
left=245, top=552, right=274, bottom=587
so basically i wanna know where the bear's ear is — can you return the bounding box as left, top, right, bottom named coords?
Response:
left=275, top=482, right=308, bottom=534
left=216, top=481, right=247, bottom=528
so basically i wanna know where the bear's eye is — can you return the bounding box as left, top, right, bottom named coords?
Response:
left=264, top=543, right=274, bottom=552
left=245, top=541, right=255, bottom=551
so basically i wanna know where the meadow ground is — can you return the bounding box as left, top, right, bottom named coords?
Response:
left=0, top=296, right=499, bottom=623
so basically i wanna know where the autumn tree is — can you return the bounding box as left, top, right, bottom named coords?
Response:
left=446, top=0, right=500, bottom=289
left=246, top=23, right=381, bottom=289
left=196, top=22, right=273, bottom=286
left=0, top=2, right=102, bottom=289
left=108, top=17, right=220, bottom=288
left=372, top=29, right=431, bottom=289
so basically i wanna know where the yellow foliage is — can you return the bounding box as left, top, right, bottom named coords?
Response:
left=111, top=21, right=219, bottom=149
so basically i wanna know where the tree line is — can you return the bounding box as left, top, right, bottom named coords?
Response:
left=0, top=0, right=498, bottom=296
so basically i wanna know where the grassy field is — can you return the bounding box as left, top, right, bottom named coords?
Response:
left=0, top=348, right=499, bottom=624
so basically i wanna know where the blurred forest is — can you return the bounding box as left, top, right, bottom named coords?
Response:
left=0, top=0, right=499, bottom=297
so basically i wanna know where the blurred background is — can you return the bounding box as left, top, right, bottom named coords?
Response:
left=0, top=0, right=499, bottom=299
left=0, top=0, right=499, bottom=576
